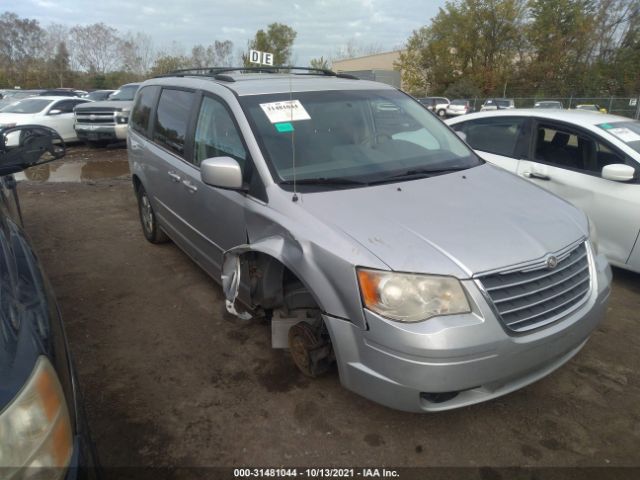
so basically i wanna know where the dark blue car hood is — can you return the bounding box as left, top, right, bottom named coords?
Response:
left=0, top=219, right=51, bottom=408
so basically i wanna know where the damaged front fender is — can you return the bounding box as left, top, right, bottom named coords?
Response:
left=222, top=236, right=294, bottom=320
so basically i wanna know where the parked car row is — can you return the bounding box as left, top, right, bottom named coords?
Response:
left=419, top=97, right=612, bottom=117
left=0, top=83, right=140, bottom=146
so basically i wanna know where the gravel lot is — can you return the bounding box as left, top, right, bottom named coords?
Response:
left=16, top=146, right=640, bottom=472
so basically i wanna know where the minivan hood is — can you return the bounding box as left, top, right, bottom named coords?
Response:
left=299, top=164, right=587, bottom=277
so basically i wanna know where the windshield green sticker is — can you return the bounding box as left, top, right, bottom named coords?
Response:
left=275, top=122, right=294, bottom=133
left=599, top=123, right=614, bottom=129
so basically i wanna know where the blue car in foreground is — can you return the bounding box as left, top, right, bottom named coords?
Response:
left=0, top=126, right=98, bottom=479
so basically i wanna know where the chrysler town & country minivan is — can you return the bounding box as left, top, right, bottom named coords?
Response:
left=127, top=68, right=611, bottom=412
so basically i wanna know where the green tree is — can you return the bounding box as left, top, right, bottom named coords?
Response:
left=149, top=54, right=190, bottom=76
left=244, top=23, right=297, bottom=66
left=398, top=0, right=526, bottom=96
left=309, top=56, right=329, bottom=70
left=525, top=0, right=597, bottom=95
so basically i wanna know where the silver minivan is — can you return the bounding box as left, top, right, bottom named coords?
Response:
left=127, top=68, right=611, bottom=412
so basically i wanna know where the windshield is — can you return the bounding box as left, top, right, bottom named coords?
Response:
left=496, top=99, right=512, bottom=107
left=87, top=90, right=111, bottom=100
left=240, top=89, right=480, bottom=185
left=0, top=98, right=52, bottom=114
left=110, top=85, right=138, bottom=101
left=598, top=121, right=640, bottom=155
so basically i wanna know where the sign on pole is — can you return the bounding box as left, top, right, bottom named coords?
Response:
left=249, top=49, right=274, bottom=66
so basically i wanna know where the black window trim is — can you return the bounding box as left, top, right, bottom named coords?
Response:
left=529, top=118, right=640, bottom=183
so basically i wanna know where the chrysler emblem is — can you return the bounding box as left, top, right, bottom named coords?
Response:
left=546, top=255, right=558, bottom=269
left=89, top=114, right=97, bottom=120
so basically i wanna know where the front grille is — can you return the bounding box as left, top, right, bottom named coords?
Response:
left=477, top=242, right=590, bottom=333
left=75, top=110, right=116, bottom=125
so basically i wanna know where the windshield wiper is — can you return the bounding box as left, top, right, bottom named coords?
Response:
left=368, top=166, right=470, bottom=185
left=279, top=177, right=368, bottom=186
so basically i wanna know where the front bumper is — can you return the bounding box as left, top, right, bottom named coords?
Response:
left=325, top=252, right=611, bottom=412
left=74, top=124, right=127, bottom=141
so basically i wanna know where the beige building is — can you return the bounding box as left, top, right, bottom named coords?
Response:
left=332, top=50, right=404, bottom=88
left=332, top=50, right=402, bottom=71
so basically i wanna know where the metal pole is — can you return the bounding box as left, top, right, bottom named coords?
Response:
left=608, top=96, right=613, bottom=114
left=635, top=96, right=640, bottom=120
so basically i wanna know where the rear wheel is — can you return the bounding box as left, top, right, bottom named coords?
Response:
left=136, top=185, right=169, bottom=243
left=437, top=109, right=446, bottom=118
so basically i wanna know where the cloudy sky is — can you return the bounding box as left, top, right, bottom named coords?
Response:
left=5, top=0, right=445, bottom=64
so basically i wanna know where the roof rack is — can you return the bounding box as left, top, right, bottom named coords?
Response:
left=154, top=66, right=359, bottom=82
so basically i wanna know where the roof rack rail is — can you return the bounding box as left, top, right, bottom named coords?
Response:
left=154, top=66, right=360, bottom=82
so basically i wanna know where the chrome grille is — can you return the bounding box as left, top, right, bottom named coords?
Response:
left=75, top=110, right=116, bottom=125
left=477, top=242, right=590, bottom=333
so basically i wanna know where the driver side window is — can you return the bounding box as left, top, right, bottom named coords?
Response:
left=193, top=96, right=247, bottom=170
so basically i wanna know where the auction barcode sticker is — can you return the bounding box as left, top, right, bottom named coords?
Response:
left=260, top=100, right=311, bottom=124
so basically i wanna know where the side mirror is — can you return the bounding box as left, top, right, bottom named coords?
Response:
left=0, top=125, right=65, bottom=175
left=602, top=163, right=635, bottom=182
left=48, top=109, right=62, bottom=115
left=200, top=156, right=243, bottom=190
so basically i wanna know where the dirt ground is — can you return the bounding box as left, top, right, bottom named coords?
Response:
left=16, top=146, right=640, bottom=470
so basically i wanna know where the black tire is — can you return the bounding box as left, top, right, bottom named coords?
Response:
left=437, top=109, right=446, bottom=118
left=136, top=185, right=169, bottom=243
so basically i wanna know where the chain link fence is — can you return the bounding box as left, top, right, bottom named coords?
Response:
left=468, top=96, right=640, bottom=118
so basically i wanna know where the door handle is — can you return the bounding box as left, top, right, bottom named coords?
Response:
left=182, top=179, right=198, bottom=193
left=523, top=171, right=551, bottom=181
left=168, top=171, right=181, bottom=182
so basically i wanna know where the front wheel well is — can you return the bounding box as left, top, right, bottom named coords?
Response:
left=245, top=252, right=320, bottom=313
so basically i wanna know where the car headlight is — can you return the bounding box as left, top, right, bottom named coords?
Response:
left=357, top=268, right=470, bottom=322
left=588, top=219, right=599, bottom=254
left=0, top=356, right=73, bottom=478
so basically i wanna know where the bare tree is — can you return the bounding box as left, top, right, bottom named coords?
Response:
left=332, top=38, right=385, bottom=61
left=0, top=12, right=46, bottom=86
left=120, top=32, right=155, bottom=75
left=209, top=40, right=234, bottom=67
left=69, top=23, right=122, bottom=73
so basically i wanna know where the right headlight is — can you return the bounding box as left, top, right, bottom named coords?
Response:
left=0, top=356, right=73, bottom=478
left=357, top=268, right=471, bottom=322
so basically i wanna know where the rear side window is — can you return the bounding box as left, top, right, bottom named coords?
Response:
left=534, top=125, right=589, bottom=170
left=457, top=117, right=527, bottom=158
left=153, top=89, right=196, bottom=157
left=52, top=99, right=87, bottom=113
left=131, top=86, right=159, bottom=136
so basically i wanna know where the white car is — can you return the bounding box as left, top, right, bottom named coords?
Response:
left=446, top=99, right=472, bottom=116
left=447, top=109, right=640, bottom=272
left=0, top=96, right=91, bottom=143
